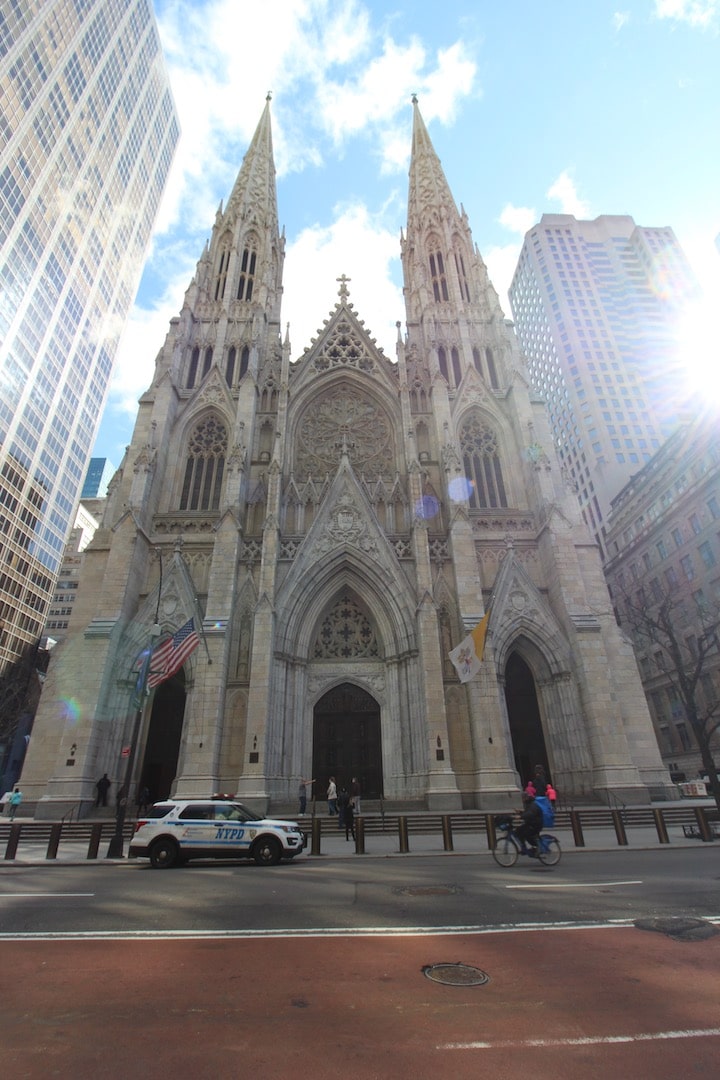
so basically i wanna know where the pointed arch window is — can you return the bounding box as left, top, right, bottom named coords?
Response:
left=455, top=252, right=471, bottom=302
left=214, top=243, right=231, bottom=300
left=187, top=347, right=200, bottom=388
left=225, top=347, right=236, bottom=387
left=237, top=247, right=257, bottom=301
left=460, top=415, right=507, bottom=509
left=429, top=251, right=449, bottom=302
left=179, top=416, right=227, bottom=511
left=201, top=347, right=213, bottom=380
left=472, top=347, right=483, bottom=375
left=239, top=345, right=250, bottom=379
left=485, top=346, right=499, bottom=389
left=451, top=347, right=462, bottom=387
left=438, top=346, right=449, bottom=383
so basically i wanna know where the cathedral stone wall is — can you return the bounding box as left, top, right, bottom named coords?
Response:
left=20, top=98, right=674, bottom=819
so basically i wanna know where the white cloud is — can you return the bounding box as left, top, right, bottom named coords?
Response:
left=499, top=203, right=536, bottom=236
left=106, top=265, right=194, bottom=416
left=612, top=11, right=631, bottom=31
left=653, top=0, right=719, bottom=28
left=484, top=243, right=523, bottom=317
left=315, top=37, right=427, bottom=144
left=546, top=171, right=591, bottom=218
left=422, top=43, right=477, bottom=124
left=314, top=37, right=477, bottom=173
left=283, top=201, right=404, bottom=358
left=485, top=205, right=537, bottom=312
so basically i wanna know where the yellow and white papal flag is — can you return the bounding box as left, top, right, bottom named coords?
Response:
left=448, top=609, right=491, bottom=683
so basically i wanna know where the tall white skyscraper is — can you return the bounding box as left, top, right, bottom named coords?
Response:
left=509, top=214, right=699, bottom=559
left=0, top=0, right=179, bottom=670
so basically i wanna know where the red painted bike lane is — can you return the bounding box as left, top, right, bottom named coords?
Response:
left=1, top=926, right=718, bottom=1079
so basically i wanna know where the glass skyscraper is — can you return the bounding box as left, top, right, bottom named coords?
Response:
left=509, top=214, right=699, bottom=560
left=0, top=0, right=179, bottom=669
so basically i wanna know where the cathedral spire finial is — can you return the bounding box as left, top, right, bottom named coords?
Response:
left=336, top=274, right=351, bottom=298
left=411, top=92, right=418, bottom=104
left=222, top=95, right=279, bottom=240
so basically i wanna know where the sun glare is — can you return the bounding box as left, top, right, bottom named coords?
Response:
left=675, top=296, right=720, bottom=408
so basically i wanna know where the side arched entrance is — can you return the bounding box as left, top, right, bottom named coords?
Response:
left=504, top=652, right=550, bottom=789
left=312, top=683, right=383, bottom=798
left=139, top=673, right=187, bottom=803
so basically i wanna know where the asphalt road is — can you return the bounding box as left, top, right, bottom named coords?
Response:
left=2, top=849, right=719, bottom=1079
left=0, top=846, right=718, bottom=934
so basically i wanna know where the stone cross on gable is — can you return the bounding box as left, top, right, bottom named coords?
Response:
left=336, top=274, right=351, bottom=298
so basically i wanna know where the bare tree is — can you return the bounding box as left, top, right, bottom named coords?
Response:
left=619, top=581, right=720, bottom=812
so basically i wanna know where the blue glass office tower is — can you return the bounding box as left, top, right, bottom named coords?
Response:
left=0, top=0, right=179, bottom=669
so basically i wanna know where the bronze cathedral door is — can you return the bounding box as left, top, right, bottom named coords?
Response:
left=312, top=683, right=383, bottom=798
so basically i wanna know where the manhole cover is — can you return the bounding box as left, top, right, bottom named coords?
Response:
left=394, top=885, right=462, bottom=896
left=422, top=963, right=490, bottom=987
left=634, top=916, right=719, bottom=941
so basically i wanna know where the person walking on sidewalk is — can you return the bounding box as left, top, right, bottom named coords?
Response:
left=337, top=786, right=350, bottom=829
left=345, top=798, right=356, bottom=842
left=297, top=778, right=315, bottom=815
left=9, top=786, right=23, bottom=821
left=531, top=764, right=548, bottom=797
left=95, top=773, right=111, bottom=807
left=327, top=777, right=338, bottom=816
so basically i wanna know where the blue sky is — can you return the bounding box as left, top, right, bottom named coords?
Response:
left=93, top=0, right=720, bottom=465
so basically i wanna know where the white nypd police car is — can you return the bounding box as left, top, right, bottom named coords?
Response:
left=129, top=797, right=307, bottom=868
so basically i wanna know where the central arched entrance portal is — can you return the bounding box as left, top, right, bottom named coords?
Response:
left=504, top=652, right=550, bottom=789
left=312, top=683, right=383, bottom=798
left=139, top=673, right=187, bottom=803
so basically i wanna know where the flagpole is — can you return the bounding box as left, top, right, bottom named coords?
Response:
left=107, top=549, right=164, bottom=859
left=193, top=596, right=212, bottom=665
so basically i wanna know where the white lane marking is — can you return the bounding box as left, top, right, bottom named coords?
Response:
left=0, top=916, right=718, bottom=942
left=0, top=893, right=94, bottom=898
left=439, top=1028, right=720, bottom=1050
left=506, top=880, right=642, bottom=889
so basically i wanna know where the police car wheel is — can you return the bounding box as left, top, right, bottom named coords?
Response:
left=252, top=836, right=282, bottom=866
left=149, top=837, right=180, bottom=869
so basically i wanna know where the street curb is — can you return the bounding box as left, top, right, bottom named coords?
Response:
left=1, top=842, right=715, bottom=868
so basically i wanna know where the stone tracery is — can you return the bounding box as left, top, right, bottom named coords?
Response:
left=296, top=389, right=393, bottom=480
left=312, top=592, right=381, bottom=659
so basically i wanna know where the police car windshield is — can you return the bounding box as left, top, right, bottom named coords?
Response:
left=232, top=803, right=261, bottom=821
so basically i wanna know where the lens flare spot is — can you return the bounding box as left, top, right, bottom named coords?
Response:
left=59, top=697, right=81, bottom=725
left=448, top=476, right=474, bottom=502
left=415, top=495, right=439, bottom=519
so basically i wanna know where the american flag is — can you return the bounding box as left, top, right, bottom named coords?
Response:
left=147, top=618, right=200, bottom=688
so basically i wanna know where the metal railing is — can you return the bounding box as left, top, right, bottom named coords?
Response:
left=2, top=804, right=719, bottom=861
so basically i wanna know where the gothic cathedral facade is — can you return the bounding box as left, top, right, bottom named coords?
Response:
left=25, top=98, right=673, bottom=816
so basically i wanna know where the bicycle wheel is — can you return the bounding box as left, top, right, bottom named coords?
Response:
left=492, top=834, right=519, bottom=867
left=537, top=835, right=561, bottom=866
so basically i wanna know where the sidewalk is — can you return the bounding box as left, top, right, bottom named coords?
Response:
left=1, top=811, right=716, bottom=865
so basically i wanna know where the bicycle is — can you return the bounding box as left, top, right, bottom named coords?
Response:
left=491, top=816, right=561, bottom=867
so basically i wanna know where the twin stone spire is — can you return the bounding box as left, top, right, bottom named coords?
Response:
left=179, top=94, right=504, bottom=365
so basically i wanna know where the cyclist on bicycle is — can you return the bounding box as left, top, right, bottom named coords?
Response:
left=515, top=792, right=543, bottom=856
